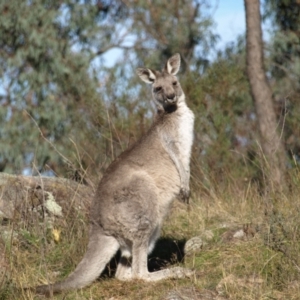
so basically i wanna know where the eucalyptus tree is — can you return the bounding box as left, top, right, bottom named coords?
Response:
left=0, top=0, right=126, bottom=175
left=263, top=0, right=300, bottom=165
left=245, top=0, right=286, bottom=188
left=0, top=0, right=217, bottom=180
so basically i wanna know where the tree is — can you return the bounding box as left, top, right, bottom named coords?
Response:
left=263, top=0, right=300, bottom=81
left=263, top=0, right=300, bottom=166
left=0, top=0, right=128, bottom=176
left=184, top=41, right=259, bottom=187
left=0, top=0, right=217, bottom=180
left=244, top=0, right=286, bottom=188
left=123, top=0, right=217, bottom=72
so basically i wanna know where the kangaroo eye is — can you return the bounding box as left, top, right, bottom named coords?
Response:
left=172, top=81, right=177, bottom=86
left=154, top=86, right=162, bottom=93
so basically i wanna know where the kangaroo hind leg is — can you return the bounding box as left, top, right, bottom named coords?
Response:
left=131, top=240, right=193, bottom=282
left=115, top=248, right=132, bottom=281
left=115, top=226, right=160, bottom=282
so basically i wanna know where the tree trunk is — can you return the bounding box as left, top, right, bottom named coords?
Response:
left=244, top=0, right=286, bottom=189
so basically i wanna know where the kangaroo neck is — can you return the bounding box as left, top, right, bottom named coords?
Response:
left=157, top=104, right=177, bottom=115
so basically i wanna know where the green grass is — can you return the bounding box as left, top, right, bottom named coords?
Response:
left=1, top=177, right=300, bottom=299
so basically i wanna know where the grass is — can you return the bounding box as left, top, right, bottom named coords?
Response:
left=1, top=175, right=300, bottom=299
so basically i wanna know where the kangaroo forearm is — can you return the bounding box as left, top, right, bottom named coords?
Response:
left=169, top=151, right=188, bottom=185
left=160, top=134, right=188, bottom=185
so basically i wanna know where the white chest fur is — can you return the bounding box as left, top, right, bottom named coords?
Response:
left=176, top=100, right=195, bottom=168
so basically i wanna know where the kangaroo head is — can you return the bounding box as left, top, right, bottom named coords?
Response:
left=136, top=53, right=184, bottom=112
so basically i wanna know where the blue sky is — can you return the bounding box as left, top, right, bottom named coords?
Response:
left=213, top=0, right=246, bottom=49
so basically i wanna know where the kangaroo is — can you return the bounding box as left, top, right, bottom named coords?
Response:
left=35, top=53, right=195, bottom=296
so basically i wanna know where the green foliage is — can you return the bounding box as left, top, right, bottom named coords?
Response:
left=263, top=0, right=300, bottom=165
left=0, top=0, right=112, bottom=175
left=0, top=0, right=299, bottom=184
left=264, top=0, right=300, bottom=69
left=182, top=43, right=257, bottom=185
left=126, top=0, right=218, bottom=71
left=0, top=0, right=218, bottom=179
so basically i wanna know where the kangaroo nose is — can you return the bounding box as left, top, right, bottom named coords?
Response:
left=167, top=93, right=176, bottom=100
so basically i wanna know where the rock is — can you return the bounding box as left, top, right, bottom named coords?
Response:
left=232, top=229, right=245, bottom=239
left=1, top=229, right=18, bottom=244
left=184, top=230, right=214, bottom=256
left=184, top=236, right=203, bottom=256
left=201, top=230, right=214, bottom=241
left=220, top=224, right=258, bottom=243
left=44, top=192, right=63, bottom=217
left=0, top=173, right=93, bottom=222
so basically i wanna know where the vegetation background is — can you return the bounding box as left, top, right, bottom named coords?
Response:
left=0, top=0, right=300, bottom=299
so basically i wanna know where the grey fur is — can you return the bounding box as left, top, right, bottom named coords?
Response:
left=35, top=53, right=195, bottom=296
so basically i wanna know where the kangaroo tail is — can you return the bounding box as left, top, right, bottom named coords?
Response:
left=35, top=227, right=119, bottom=296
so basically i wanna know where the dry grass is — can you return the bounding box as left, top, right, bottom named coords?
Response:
left=1, top=174, right=300, bottom=299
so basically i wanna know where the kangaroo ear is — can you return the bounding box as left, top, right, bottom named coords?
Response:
left=165, top=53, right=181, bottom=75
left=136, top=68, right=156, bottom=84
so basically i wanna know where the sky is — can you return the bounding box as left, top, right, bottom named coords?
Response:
left=213, top=0, right=246, bottom=50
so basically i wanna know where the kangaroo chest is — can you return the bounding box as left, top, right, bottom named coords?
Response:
left=176, top=106, right=195, bottom=167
